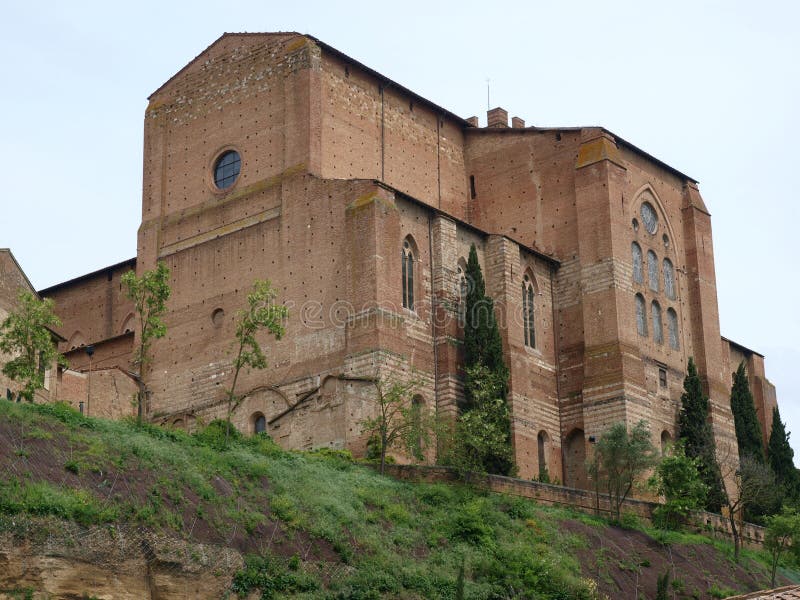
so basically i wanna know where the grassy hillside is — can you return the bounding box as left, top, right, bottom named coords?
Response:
left=0, top=399, right=795, bottom=599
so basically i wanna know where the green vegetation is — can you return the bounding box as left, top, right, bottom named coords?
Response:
left=121, top=261, right=171, bottom=421
left=649, top=442, right=708, bottom=530
left=765, top=506, right=800, bottom=586
left=455, top=244, right=513, bottom=476
left=678, top=357, right=728, bottom=512
left=769, top=405, right=800, bottom=503
left=2, top=398, right=797, bottom=598
left=0, top=398, right=604, bottom=598
left=225, top=279, right=288, bottom=431
left=0, top=290, right=64, bottom=401
left=731, top=362, right=766, bottom=464
left=588, top=421, right=657, bottom=522
left=358, top=375, right=435, bottom=475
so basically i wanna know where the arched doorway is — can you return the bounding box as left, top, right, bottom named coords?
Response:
left=564, top=429, right=587, bottom=489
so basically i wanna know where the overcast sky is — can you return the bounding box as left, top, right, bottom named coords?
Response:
left=2, top=1, right=798, bottom=458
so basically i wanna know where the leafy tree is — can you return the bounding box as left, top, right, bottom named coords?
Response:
left=764, top=506, right=800, bottom=587
left=768, top=405, right=800, bottom=503
left=226, top=280, right=288, bottom=431
left=677, top=357, right=727, bottom=512
left=589, top=421, right=658, bottom=522
left=446, top=365, right=515, bottom=477
left=649, top=443, right=708, bottom=529
left=730, top=362, right=765, bottom=463
left=718, top=451, right=778, bottom=561
left=121, top=261, right=171, bottom=421
left=359, top=375, right=436, bottom=475
left=0, top=290, right=65, bottom=401
left=462, top=244, right=508, bottom=408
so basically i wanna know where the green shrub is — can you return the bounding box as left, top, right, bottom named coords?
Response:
left=449, top=499, right=494, bottom=547
left=32, top=402, right=96, bottom=429
left=193, top=419, right=241, bottom=450
left=417, top=483, right=455, bottom=507
left=231, top=554, right=318, bottom=599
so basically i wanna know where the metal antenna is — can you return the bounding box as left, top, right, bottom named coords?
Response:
left=486, top=78, right=490, bottom=110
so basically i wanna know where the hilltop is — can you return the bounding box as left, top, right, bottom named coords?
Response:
left=0, top=399, right=796, bottom=599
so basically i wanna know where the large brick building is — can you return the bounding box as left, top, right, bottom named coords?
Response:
left=33, top=32, right=777, bottom=487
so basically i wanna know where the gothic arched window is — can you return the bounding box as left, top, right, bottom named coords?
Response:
left=663, top=258, right=676, bottom=300
left=635, top=294, right=647, bottom=337
left=402, top=239, right=415, bottom=310
left=667, top=308, right=680, bottom=350
left=632, top=242, right=643, bottom=284
left=647, top=250, right=659, bottom=293
left=652, top=300, right=663, bottom=344
left=522, top=274, right=536, bottom=348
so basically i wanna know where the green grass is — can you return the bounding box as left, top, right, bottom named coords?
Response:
left=1, top=398, right=796, bottom=599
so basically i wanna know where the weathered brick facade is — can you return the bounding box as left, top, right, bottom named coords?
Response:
left=32, top=33, right=778, bottom=489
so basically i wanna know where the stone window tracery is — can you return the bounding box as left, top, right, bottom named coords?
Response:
left=663, top=258, right=676, bottom=300
left=641, top=201, right=658, bottom=234
left=635, top=293, right=647, bottom=337
left=522, top=274, right=536, bottom=348
left=632, top=242, right=643, bottom=284
left=402, top=238, right=415, bottom=311
left=647, top=250, right=659, bottom=293
left=652, top=300, right=663, bottom=344
left=667, top=308, right=680, bottom=349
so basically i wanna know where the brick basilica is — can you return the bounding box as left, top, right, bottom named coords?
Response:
left=24, top=32, right=777, bottom=488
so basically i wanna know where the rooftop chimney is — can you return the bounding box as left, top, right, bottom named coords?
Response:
left=511, top=116, right=525, bottom=129
left=487, top=107, right=508, bottom=128
left=466, top=116, right=479, bottom=127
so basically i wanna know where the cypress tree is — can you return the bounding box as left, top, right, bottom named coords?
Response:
left=768, top=405, right=800, bottom=502
left=730, top=362, right=765, bottom=463
left=462, top=244, right=508, bottom=409
left=678, top=357, right=728, bottom=512
left=456, top=243, right=513, bottom=475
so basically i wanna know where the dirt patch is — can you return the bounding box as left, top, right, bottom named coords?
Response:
left=561, top=520, right=784, bottom=599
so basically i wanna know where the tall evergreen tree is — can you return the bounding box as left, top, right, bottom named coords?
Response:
left=768, top=405, right=800, bottom=502
left=678, top=357, right=727, bottom=512
left=453, top=243, right=513, bottom=475
left=730, top=362, right=765, bottom=463
left=462, top=244, right=508, bottom=409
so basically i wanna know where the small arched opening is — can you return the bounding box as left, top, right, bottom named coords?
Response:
left=537, top=430, right=549, bottom=480
left=253, top=412, right=267, bottom=435
left=660, top=430, right=672, bottom=455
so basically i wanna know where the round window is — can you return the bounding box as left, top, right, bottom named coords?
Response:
left=640, top=202, right=658, bottom=234
left=213, top=150, right=241, bottom=190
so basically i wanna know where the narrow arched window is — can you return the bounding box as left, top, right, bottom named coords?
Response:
left=254, top=413, right=266, bottom=434
left=457, top=262, right=467, bottom=326
left=410, top=396, right=425, bottom=460
left=652, top=300, right=663, bottom=344
left=632, top=242, right=643, bottom=284
left=522, top=274, right=535, bottom=348
left=402, top=239, right=415, bottom=310
left=667, top=308, right=680, bottom=349
left=663, top=258, right=675, bottom=300
left=647, top=250, right=659, bottom=293
left=635, top=293, right=647, bottom=337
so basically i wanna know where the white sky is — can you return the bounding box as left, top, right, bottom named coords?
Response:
left=2, top=1, right=798, bottom=458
